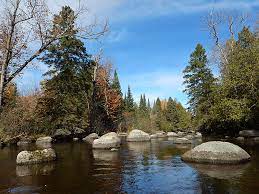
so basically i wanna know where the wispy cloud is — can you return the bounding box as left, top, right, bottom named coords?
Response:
left=121, top=70, right=187, bottom=104
left=49, top=0, right=259, bottom=23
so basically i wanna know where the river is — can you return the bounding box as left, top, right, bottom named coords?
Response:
left=0, top=138, right=258, bottom=194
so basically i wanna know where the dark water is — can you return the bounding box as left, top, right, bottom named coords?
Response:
left=0, top=138, right=259, bottom=194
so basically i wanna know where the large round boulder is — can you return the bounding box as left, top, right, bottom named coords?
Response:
left=126, top=129, right=150, bottom=142
left=181, top=141, right=251, bottom=164
left=16, top=148, right=56, bottom=165
left=93, top=132, right=121, bottom=149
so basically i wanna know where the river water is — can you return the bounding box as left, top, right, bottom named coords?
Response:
left=0, top=138, right=258, bottom=194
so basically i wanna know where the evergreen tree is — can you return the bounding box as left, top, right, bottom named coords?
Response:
left=183, top=44, right=215, bottom=116
left=206, top=27, right=259, bottom=133
left=166, top=97, right=179, bottom=130
left=111, top=70, right=122, bottom=96
left=125, top=86, right=134, bottom=112
left=37, top=6, right=93, bottom=130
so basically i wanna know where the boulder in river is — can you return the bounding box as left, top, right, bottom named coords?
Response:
left=184, top=134, right=194, bottom=140
left=36, top=136, right=52, bottom=144
left=93, top=132, right=121, bottom=149
left=150, top=134, right=158, bottom=139
left=181, top=141, right=251, bottom=164
left=167, top=132, right=178, bottom=137
left=195, top=132, right=202, bottom=138
left=83, top=133, right=99, bottom=144
left=53, top=129, right=72, bottom=140
left=126, top=129, right=150, bottom=142
left=239, top=130, right=259, bottom=137
left=16, top=148, right=56, bottom=165
left=177, top=131, right=184, bottom=137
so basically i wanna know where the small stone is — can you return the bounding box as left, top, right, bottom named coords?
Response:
left=73, top=138, right=79, bottom=141
left=110, top=148, right=118, bottom=152
left=174, top=137, right=191, bottom=144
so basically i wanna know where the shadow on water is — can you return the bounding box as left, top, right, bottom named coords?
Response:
left=0, top=138, right=259, bottom=193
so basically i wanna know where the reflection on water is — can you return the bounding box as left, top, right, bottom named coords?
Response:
left=16, top=163, right=56, bottom=177
left=188, top=163, right=250, bottom=180
left=0, top=139, right=259, bottom=193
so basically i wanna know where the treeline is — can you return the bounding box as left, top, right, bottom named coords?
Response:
left=122, top=87, right=192, bottom=133
left=0, top=6, right=123, bottom=136
left=0, top=6, right=191, bottom=137
left=183, top=25, right=259, bottom=136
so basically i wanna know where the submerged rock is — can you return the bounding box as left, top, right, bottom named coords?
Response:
left=16, top=148, right=56, bottom=165
left=126, top=129, right=150, bottom=142
left=93, top=132, right=121, bottom=149
left=181, top=141, right=251, bottom=164
left=16, top=163, right=55, bottom=177
left=174, top=137, right=191, bottom=144
left=83, top=133, right=99, bottom=144
left=167, top=132, right=178, bottom=137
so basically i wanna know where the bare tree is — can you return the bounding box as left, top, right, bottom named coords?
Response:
left=204, top=10, right=248, bottom=69
left=0, top=0, right=108, bottom=107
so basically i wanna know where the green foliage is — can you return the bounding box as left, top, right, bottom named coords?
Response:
left=111, top=70, right=122, bottom=96
left=184, top=27, right=259, bottom=135
left=183, top=43, right=215, bottom=115
left=37, top=6, right=93, bottom=131
left=124, top=86, right=134, bottom=112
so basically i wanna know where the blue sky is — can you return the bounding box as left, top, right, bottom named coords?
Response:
left=17, top=0, right=259, bottom=106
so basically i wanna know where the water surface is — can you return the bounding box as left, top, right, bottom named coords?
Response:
left=0, top=138, right=258, bottom=194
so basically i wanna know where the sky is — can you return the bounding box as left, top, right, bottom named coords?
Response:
left=16, top=0, right=259, bottom=106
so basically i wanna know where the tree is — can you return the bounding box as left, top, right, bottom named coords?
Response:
left=125, top=86, right=134, bottom=112
left=37, top=6, right=93, bottom=130
left=183, top=44, right=215, bottom=117
left=205, top=27, right=259, bottom=134
left=0, top=0, right=107, bottom=108
left=111, top=70, right=122, bottom=96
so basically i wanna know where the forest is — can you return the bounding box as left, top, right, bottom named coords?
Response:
left=0, top=2, right=258, bottom=140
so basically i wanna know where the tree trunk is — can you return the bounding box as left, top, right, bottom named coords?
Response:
left=0, top=64, right=5, bottom=107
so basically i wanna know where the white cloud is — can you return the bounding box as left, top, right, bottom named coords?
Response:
left=121, top=70, right=187, bottom=104
left=48, top=0, right=259, bottom=23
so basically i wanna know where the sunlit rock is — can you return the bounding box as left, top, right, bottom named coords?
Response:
left=182, top=141, right=251, bottom=164
left=167, top=132, right=178, bottom=137
left=16, top=148, right=56, bottom=165
left=93, top=132, right=121, bottom=149
left=126, top=129, right=150, bottom=142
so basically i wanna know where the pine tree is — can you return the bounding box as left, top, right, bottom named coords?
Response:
left=125, top=85, right=134, bottom=112
left=166, top=97, right=179, bottom=130
left=37, top=6, right=93, bottom=130
left=111, top=70, right=122, bottom=96
left=183, top=43, right=215, bottom=116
